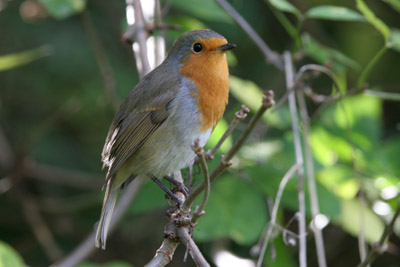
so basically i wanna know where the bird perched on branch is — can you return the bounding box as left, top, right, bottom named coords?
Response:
left=96, top=29, right=236, bottom=249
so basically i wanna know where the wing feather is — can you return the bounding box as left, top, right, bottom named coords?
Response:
left=102, top=91, right=176, bottom=182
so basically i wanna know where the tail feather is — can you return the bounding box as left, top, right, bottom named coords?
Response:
left=95, top=180, right=119, bottom=249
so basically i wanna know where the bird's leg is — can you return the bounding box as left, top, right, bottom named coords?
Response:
left=164, top=174, right=189, bottom=197
left=150, top=175, right=183, bottom=206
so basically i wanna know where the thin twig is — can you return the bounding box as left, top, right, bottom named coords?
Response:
left=297, top=88, right=327, bottom=267
left=364, top=89, right=400, bottom=101
left=0, top=126, right=16, bottom=171
left=183, top=90, right=275, bottom=212
left=283, top=51, right=307, bottom=267
left=52, top=176, right=146, bottom=267
left=80, top=11, right=120, bottom=110
left=176, top=227, right=210, bottom=267
left=206, top=105, right=250, bottom=160
left=191, top=140, right=210, bottom=224
left=215, top=0, right=283, bottom=70
left=357, top=46, right=388, bottom=90
left=145, top=223, right=180, bottom=267
left=24, top=159, right=103, bottom=190
left=358, top=205, right=400, bottom=267
left=17, top=189, right=64, bottom=262
left=256, top=164, right=299, bottom=267
left=294, top=64, right=341, bottom=92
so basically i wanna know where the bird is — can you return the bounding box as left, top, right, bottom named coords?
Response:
left=95, top=29, right=236, bottom=249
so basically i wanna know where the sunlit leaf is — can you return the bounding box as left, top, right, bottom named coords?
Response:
left=268, top=0, right=300, bottom=15
left=171, top=0, right=232, bottom=23
left=39, top=0, right=87, bottom=19
left=336, top=199, right=385, bottom=243
left=239, top=141, right=282, bottom=163
left=383, top=0, right=400, bottom=13
left=194, top=176, right=267, bottom=245
left=302, top=33, right=361, bottom=73
left=305, top=5, right=365, bottom=21
left=206, top=118, right=232, bottom=153
left=229, top=76, right=264, bottom=111
left=317, top=165, right=358, bottom=199
left=333, top=94, right=381, bottom=146
left=356, top=0, right=390, bottom=42
left=0, top=45, right=53, bottom=72
left=310, top=127, right=353, bottom=166
left=0, top=241, right=26, bottom=267
left=389, top=28, right=400, bottom=53
left=229, top=75, right=291, bottom=129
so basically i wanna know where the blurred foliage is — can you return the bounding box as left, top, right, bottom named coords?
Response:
left=1, top=0, right=400, bottom=266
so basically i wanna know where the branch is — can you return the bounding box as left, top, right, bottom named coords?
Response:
left=191, top=140, right=210, bottom=224
left=283, top=51, right=307, bottom=267
left=17, top=188, right=64, bottom=262
left=25, top=159, right=103, bottom=190
left=0, top=126, right=16, bottom=171
left=256, top=164, right=299, bottom=267
left=176, top=227, right=210, bottom=267
left=364, top=89, right=400, bottom=101
left=183, top=90, right=275, bottom=212
left=215, top=0, right=283, bottom=70
left=206, top=105, right=250, bottom=160
left=358, top=205, right=400, bottom=267
left=80, top=11, right=120, bottom=110
left=145, top=222, right=180, bottom=267
left=52, top=176, right=146, bottom=267
left=297, top=88, right=327, bottom=267
left=126, top=0, right=152, bottom=77
left=294, top=64, right=341, bottom=92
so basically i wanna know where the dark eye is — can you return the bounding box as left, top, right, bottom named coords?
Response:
left=192, top=43, right=203, bottom=53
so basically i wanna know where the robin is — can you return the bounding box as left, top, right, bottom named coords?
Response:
left=95, top=29, right=236, bottom=249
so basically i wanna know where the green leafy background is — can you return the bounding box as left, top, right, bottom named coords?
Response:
left=1, top=0, right=400, bottom=266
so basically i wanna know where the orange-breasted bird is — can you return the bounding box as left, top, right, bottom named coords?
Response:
left=95, top=29, right=235, bottom=249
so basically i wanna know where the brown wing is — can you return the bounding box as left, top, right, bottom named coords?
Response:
left=102, top=90, right=176, bottom=181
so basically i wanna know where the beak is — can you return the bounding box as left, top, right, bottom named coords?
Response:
left=217, top=43, right=236, bottom=52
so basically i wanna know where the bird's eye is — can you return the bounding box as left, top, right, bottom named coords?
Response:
left=192, top=43, right=203, bottom=53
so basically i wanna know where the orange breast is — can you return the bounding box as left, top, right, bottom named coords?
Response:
left=180, top=46, right=229, bottom=132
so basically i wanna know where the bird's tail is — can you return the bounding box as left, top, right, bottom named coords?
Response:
left=95, top=180, right=119, bottom=249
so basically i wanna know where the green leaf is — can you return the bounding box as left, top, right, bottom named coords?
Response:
left=229, top=75, right=291, bottom=129
left=389, top=28, right=400, bottom=53
left=206, top=118, right=232, bottom=153
left=383, top=0, right=400, bottom=13
left=268, top=0, right=300, bottom=15
left=194, top=176, right=268, bottom=245
left=0, top=45, right=53, bottom=72
left=171, top=0, right=232, bottom=23
left=302, top=33, right=361, bottom=73
left=356, top=0, right=390, bottom=43
left=317, top=165, right=358, bottom=199
left=335, top=199, right=385, bottom=243
left=310, top=126, right=353, bottom=166
left=39, top=0, right=87, bottom=20
left=229, top=76, right=264, bottom=112
left=333, top=94, right=381, bottom=146
left=305, top=5, right=365, bottom=21
left=0, top=241, right=26, bottom=267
